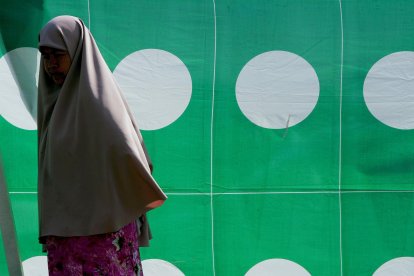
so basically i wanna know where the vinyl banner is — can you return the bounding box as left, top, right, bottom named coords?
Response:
left=1, top=1, right=414, bottom=275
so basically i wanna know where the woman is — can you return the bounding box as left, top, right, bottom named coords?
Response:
left=37, top=15, right=167, bottom=275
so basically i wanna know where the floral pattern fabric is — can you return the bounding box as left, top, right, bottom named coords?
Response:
left=46, top=222, right=143, bottom=275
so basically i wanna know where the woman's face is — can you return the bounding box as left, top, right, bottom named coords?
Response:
left=40, top=46, right=71, bottom=86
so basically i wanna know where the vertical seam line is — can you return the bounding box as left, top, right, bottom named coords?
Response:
left=210, top=1, right=217, bottom=275
left=338, top=1, right=344, bottom=275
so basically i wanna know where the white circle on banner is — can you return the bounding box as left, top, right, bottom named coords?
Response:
left=113, top=49, right=192, bottom=130
left=0, top=47, right=39, bottom=130
left=22, top=256, right=48, bottom=275
left=142, top=259, right=185, bottom=276
left=236, top=51, right=319, bottom=129
left=22, top=256, right=185, bottom=275
left=373, top=257, right=414, bottom=276
left=364, top=51, right=414, bottom=130
left=245, top=259, right=311, bottom=276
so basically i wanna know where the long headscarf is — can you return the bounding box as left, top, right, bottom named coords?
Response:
left=37, top=15, right=166, bottom=244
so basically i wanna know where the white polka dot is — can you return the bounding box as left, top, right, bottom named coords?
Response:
left=21, top=257, right=185, bottom=276
left=142, top=259, right=184, bottom=276
left=364, top=51, right=414, bottom=130
left=0, top=47, right=39, bottom=130
left=113, top=49, right=192, bottom=131
left=236, top=51, right=319, bottom=129
left=373, top=257, right=414, bottom=276
left=22, top=256, right=48, bottom=276
left=245, top=258, right=311, bottom=276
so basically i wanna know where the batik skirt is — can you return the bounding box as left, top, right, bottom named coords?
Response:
left=45, top=221, right=143, bottom=275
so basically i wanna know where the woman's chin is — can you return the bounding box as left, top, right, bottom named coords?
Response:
left=52, top=76, right=65, bottom=86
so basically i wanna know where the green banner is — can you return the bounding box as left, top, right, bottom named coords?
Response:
left=1, top=1, right=414, bottom=275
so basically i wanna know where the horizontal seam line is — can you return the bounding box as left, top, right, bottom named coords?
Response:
left=8, top=190, right=414, bottom=195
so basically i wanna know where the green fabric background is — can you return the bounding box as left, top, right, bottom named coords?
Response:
left=1, top=1, right=414, bottom=275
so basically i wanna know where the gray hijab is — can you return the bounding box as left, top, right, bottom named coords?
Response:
left=37, top=15, right=166, bottom=245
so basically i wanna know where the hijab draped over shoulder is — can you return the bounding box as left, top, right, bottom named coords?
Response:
left=37, top=15, right=166, bottom=244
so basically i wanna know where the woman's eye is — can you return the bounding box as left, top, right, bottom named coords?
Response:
left=55, top=52, right=67, bottom=57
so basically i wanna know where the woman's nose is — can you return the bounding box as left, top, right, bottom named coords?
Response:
left=48, top=55, right=58, bottom=66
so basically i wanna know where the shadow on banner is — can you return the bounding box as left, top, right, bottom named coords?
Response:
left=0, top=155, right=23, bottom=276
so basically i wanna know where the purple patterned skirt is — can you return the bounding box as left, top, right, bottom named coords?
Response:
left=45, top=222, right=143, bottom=275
